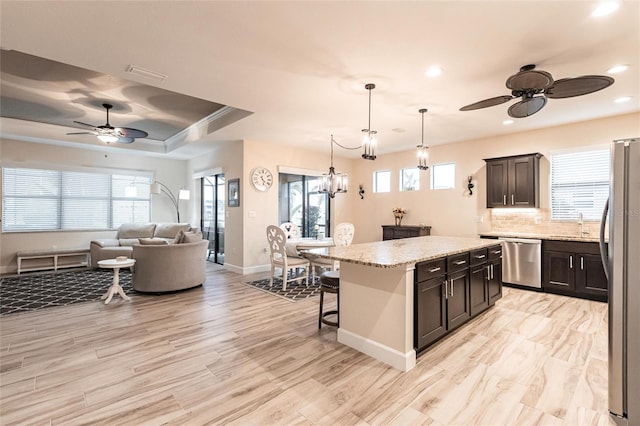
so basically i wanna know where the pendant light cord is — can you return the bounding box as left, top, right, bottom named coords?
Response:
left=331, top=135, right=362, bottom=151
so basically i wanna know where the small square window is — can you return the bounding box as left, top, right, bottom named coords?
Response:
left=374, top=170, right=391, bottom=193
left=400, top=168, right=420, bottom=191
left=431, top=163, right=455, bottom=190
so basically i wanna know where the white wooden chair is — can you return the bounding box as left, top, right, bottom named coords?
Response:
left=279, top=222, right=301, bottom=239
left=266, top=225, right=309, bottom=290
left=309, top=222, right=355, bottom=281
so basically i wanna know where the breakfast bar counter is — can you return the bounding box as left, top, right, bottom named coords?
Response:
left=307, top=236, right=502, bottom=371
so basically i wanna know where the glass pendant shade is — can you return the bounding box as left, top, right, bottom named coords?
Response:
left=362, top=83, right=377, bottom=160
left=416, top=108, right=429, bottom=170
left=362, top=129, right=377, bottom=160
left=417, top=145, right=429, bottom=170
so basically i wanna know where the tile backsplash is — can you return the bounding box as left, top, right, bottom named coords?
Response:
left=490, top=208, right=602, bottom=237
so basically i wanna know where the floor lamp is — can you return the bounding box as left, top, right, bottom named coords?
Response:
left=150, top=181, right=190, bottom=222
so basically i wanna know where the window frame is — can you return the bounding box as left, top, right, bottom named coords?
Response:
left=373, top=170, right=391, bottom=193
left=400, top=167, right=420, bottom=192
left=550, top=146, right=610, bottom=222
left=2, top=166, right=152, bottom=233
left=430, top=162, right=456, bottom=190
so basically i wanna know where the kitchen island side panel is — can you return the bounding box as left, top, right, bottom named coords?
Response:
left=337, top=262, right=416, bottom=371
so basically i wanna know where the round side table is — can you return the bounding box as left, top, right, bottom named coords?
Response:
left=97, top=258, right=135, bottom=304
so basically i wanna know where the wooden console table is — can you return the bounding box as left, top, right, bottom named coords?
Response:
left=382, top=225, right=431, bottom=241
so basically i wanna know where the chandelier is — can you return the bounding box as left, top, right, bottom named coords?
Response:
left=362, top=83, right=377, bottom=160
left=319, top=135, right=361, bottom=198
left=417, top=108, right=429, bottom=170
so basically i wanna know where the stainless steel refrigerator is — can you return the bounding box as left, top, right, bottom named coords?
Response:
left=601, top=137, right=639, bottom=425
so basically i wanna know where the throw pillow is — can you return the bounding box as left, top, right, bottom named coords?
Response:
left=138, top=238, right=169, bottom=245
left=181, top=231, right=203, bottom=244
left=174, top=230, right=185, bottom=244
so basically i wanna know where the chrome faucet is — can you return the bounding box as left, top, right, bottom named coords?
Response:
left=578, top=212, right=589, bottom=237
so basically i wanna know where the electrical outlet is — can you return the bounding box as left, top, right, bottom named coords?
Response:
left=475, top=216, right=484, bottom=223
left=263, top=247, right=268, bottom=253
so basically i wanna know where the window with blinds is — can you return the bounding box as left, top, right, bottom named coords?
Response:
left=550, top=148, right=610, bottom=221
left=2, top=167, right=151, bottom=232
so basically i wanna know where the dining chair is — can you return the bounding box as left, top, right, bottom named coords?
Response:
left=279, top=222, right=301, bottom=239
left=309, top=222, right=355, bottom=281
left=266, top=225, right=309, bottom=290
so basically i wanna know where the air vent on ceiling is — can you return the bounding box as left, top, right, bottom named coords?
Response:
left=125, top=65, right=167, bottom=82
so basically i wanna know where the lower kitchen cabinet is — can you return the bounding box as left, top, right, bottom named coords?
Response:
left=415, top=248, right=501, bottom=352
left=487, top=246, right=503, bottom=304
left=382, top=225, right=431, bottom=241
left=543, top=240, right=607, bottom=302
left=469, top=245, right=503, bottom=316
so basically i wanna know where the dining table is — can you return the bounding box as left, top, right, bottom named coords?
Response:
left=285, top=237, right=334, bottom=257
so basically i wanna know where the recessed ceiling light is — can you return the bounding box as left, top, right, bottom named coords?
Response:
left=503, top=120, right=514, bottom=125
left=607, top=64, right=629, bottom=74
left=592, top=1, right=620, bottom=17
left=425, top=66, right=443, bottom=78
left=614, top=96, right=632, bottom=103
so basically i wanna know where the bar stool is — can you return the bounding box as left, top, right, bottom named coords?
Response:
left=318, top=270, right=340, bottom=328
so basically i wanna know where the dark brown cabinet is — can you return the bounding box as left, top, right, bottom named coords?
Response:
left=415, top=251, right=478, bottom=351
left=382, top=225, right=431, bottom=241
left=484, top=153, right=541, bottom=208
left=469, top=245, right=503, bottom=316
left=543, top=240, right=607, bottom=302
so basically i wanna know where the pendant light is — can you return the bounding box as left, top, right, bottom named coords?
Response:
left=362, top=83, right=377, bottom=160
left=319, top=135, right=349, bottom=198
left=417, top=108, right=429, bottom=170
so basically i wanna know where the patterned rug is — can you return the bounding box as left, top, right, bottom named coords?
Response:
left=0, top=269, right=133, bottom=315
left=245, top=276, right=321, bottom=302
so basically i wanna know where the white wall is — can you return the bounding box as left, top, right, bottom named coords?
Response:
left=0, top=138, right=188, bottom=274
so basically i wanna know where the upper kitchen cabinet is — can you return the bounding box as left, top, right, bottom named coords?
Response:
left=484, top=153, right=542, bottom=208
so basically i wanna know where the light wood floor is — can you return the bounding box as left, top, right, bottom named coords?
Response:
left=0, top=263, right=612, bottom=425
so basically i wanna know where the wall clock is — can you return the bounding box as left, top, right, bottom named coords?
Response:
left=250, top=166, right=273, bottom=192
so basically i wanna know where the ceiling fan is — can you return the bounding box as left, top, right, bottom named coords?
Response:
left=459, top=64, right=615, bottom=118
left=67, top=103, right=148, bottom=144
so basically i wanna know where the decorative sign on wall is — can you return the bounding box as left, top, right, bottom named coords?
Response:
left=228, top=178, right=240, bottom=207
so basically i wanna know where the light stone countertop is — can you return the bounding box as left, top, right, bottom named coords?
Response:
left=478, top=231, right=603, bottom=243
left=305, top=236, right=501, bottom=268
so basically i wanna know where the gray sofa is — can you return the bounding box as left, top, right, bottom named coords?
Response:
left=90, top=223, right=191, bottom=268
left=132, top=240, right=208, bottom=293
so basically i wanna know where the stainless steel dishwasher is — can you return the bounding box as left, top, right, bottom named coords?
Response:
left=499, top=237, right=542, bottom=288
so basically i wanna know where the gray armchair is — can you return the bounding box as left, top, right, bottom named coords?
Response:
left=131, top=240, right=208, bottom=293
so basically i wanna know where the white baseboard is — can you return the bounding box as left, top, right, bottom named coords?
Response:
left=337, top=328, right=416, bottom=372
left=223, top=263, right=271, bottom=275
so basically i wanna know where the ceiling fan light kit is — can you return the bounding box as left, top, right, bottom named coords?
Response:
left=459, top=64, right=615, bottom=118
left=67, top=103, right=149, bottom=144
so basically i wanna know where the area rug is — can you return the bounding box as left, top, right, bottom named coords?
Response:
left=0, top=269, right=133, bottom=315
left=244, top=276, right=321, bottom=302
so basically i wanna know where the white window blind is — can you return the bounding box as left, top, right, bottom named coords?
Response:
left=374, top=170, right=391, bottom=193
left=431, top=163, right=455, bottom=190
left=2, top=167, right=151, bottom=232
left=551, top=148, right=610, bottom=221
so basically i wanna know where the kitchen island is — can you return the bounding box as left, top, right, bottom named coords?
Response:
left=307, top=236, right=503, bottom=371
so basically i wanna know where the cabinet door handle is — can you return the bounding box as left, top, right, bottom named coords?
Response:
left=453, top=260, right=466, bottom=265
left=580, top=256, right=584, bottom=270
left=450, top=279, right=454, bottom=297
left=491, top=263, right=494, bottom=280
left=503, top=195, right=507, bottom=206
left=570, top=255, right=573, bottom=269
left=486, top=265, right=491, bottom=280
left=443, top=279, right=448, bottom=299
left=428, top=267, right=441, bottom=273
left=511, top=194, right=515, bottom=205
left=474, top=254, right=486, bottom=259
left=491, top=250, right=502, bottom=255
